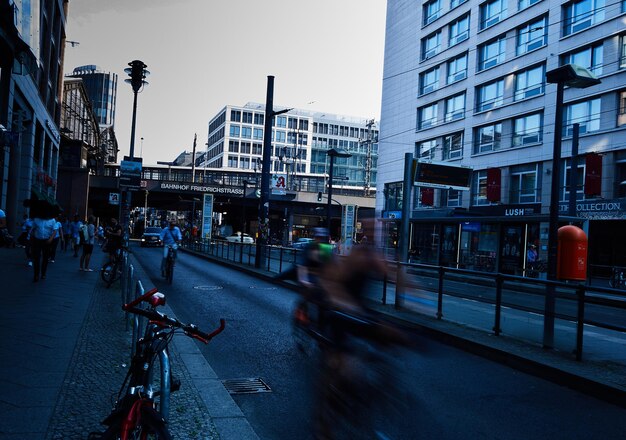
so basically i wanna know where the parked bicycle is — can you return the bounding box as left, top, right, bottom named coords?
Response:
left=163, top=245, right=176, bottom=285
left=101, top=246, right=127, bottom=288
left=609, top=266, right=626, bottom=289
left=89, top=287, right=225, bottom=439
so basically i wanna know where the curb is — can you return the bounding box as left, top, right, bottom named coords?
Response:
left=127, top=252, right=260, bottom=440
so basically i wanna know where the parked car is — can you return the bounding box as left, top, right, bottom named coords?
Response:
left=226, top=232, right=254, bottom=244
left=140, top=227, right=163, bottom=247
left=291, top=237, right=315, bottom=249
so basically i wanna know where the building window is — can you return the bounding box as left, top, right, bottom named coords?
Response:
left=276, top=116, right=287, bottom=128
left=562, top=159, right=586, bottom=202
left=254, top=113, right=264, bottom=125
left=480, top=0, right=507, bottom=30
left=384, top=182, right=404, bottom=211
left=422, top=31, right=442, bottom=60
left=620, top=36, right=626, bottom=69
left=253, top=128, right=263, bottom=140
left=445, top=92, right=466, bottom=122
left=513, top=112, right=543, bottom=146
left=418, top=103, right=439, bottom=130
left=240, top=142, right=251, bottom=154
left=516, top=16, right=547, bottom=55
left=618, top=91, right=626, bottom=127
left=230, top=110, right=241, bottom=122
left=472, top=170, right=489, bottom=205
left=563, top=0, right=605, bottom=36
left=519, top=0, right=541, bottom=10
left=228, top=140, right=239, bottom=152
left=242, top=112, right=253, bottom=124
left=562, top=44, right=603, bottom=76
left=229, top=125, right=240, bottom=137
left=476, top=79, right=504, bottom=112
left=475, top=123, right=502, bottom=153
left=510, top=164, right=538, bottom=203
left=252, top=143, right=262, bottom=155
left=419, top=66, right=440, bottom=95
left=424, top=0, right=442, bottom=25
left=447, top=52, right=468, bottom=84
left=445, top=189, right=463, bottom=207
left=227, top=155, right=238, bottom=168
left=564, top=98, right=601, bottom=135
left=449, top=14, right=470, bottom=46
left=240, top=157, right=250, bottom=169
left=241, top=126, right=252, bottom=139
left=478, top=36, right=506, bottom=71
left=443, top=132, right=463, bottom=159
left=514, top=64, right=545, bottom=101
left=450, top=0, right=468, bottom=9
left=417, top=139, right=438, bottom=160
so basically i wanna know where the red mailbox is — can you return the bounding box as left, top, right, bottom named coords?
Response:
left=557, top=225, right=588, bottom=281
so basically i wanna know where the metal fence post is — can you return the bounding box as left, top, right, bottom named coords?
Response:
left=494, top=274, right=503, bottom=336
left=437, top=266, right=445, bottom=320
left=575, top=285, right=585, bottom=361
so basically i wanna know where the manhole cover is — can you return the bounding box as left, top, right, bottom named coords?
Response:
left=249, top=286, right=277, bottom=290
left=222, top=378, right=272, bottom=394
left=193, top=285, right=223, bottom=290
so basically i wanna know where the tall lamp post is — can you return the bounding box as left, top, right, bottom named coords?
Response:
left=122, top=60, right=149, bottom=238
left=326, top=148, right=352, bottom=234
left=543, top=63, right=600, bottom=348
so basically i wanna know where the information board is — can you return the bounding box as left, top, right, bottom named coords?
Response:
left=201, top=194, right=214, bottom=240
left=341, top=204, right=356, bottom=255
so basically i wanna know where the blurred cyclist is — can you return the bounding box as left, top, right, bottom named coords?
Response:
left=160, top=219, right=182, bottom=277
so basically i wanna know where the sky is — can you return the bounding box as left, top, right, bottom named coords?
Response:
left=64, top=0, right=387, bottom=166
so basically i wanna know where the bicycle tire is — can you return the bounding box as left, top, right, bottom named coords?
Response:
left=166, top=259, right=174, bottom=285
left=101, top=262, right=116, bottom=286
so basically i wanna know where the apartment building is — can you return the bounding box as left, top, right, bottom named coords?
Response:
left=378, top=0, right=626, bottom=274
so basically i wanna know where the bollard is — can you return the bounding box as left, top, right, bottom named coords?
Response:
left=575, top=285, right=586, bottom=361
left=493, top=274, right=503, bottom=336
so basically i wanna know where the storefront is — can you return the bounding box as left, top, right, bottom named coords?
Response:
left=397, top=204, right=580, bottom=277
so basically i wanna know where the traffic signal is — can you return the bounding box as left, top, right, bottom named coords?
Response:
left=317, top=192, right=323, bottom=202
left=124, top=60, right=149, bottom=92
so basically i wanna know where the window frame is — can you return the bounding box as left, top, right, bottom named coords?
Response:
left=449, top=14, right=470, bottom=46
left=418, top=103, right=439, bottom=130
left=422, top=31, right=442, bottom=60
left=424, top=0, right=442, bottom=25
left=563, top=0, right=605, bottom=36
left=480, top=0, right=508, bottom=30
left=447, top=52, right=468, bottom=84
left=478, top=36, right=506, bottom=71
left=475, top=122, right=503, bottom=153
left=562, top=44, right=604, bottom=76
left=512, top=112, right=543, bottom=146
left=476, top=78, right=504, bottom=112
left=420, top=66, right=441, bottom=95
left=514, top=64, right=545, bottom=101
left=510, top=164, right=538, bottom=203
left=564, top=98, right=601, bottom=136
left=443, top=132, right=464, bottom=160
left=516, top=16, right=547, bottom=56
left=445, top=92, right=466, bottom=122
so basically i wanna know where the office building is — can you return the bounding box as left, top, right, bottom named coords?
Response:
left=378, top=0, right=626, bottom=275
left=201, top=102, right=379, bottom=194
left=0, top=0, right=67, bottom=234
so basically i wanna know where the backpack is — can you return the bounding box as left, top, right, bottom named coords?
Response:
left=79, top=224, right=89, bottom=245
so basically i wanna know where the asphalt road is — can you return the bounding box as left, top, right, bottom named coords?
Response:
left=133, top=244, right=626, bottom=440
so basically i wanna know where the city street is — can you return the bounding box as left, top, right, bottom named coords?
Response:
left=133, top=244, right=626, bottom=440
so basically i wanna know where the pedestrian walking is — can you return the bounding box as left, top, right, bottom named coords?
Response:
left=70, top=215, right=82, bottom=257
left=29, top=202, right=59, bottom=282
left=49, top=213, right=63, bottom=263
left=18, top=214, right=33, bottom=266
left=61, top=216, right=71, bottom=252
left=80, top=216, right=96, bottom=271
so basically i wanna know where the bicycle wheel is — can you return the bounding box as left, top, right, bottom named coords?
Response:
left=165, top=259, right=174, bottom=285
left=101, top=262, right=117, bottom=287
left=95, top=401, right=172, bottom=440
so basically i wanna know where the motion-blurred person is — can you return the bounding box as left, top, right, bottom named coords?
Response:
left=311, top=221, right=410, bottom=439
left=18, top=214, right=33, bottom=266
left=61, top=216, right=71, bottom=252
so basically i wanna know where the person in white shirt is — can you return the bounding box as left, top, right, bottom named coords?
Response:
left=30, top=208, right=59, bottom=282
left=160, top=220, right=182, bottom=276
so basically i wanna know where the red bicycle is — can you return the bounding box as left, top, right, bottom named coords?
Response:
left=89, top=288, right=225, bottom=439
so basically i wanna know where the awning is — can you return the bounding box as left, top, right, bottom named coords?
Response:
left=31, top=187, right=62, bottom=210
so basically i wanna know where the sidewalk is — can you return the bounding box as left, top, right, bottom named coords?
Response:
left=0, top=245, right=257, bottom=440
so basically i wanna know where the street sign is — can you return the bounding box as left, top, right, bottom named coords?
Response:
left=341, top=205, right=356, bottom=255
left=109, top=193, right=120, bottom=205
left=120, top=158, right=142, bottom=189
left=271, top=173, right=287, bottom=195
left=414, top=161, right=472, bottom=190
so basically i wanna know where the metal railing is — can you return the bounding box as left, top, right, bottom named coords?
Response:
left=180, top=240, right=626, bottom=363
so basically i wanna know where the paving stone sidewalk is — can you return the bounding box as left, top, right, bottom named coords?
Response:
left=44, top=253, right=219, bottom=439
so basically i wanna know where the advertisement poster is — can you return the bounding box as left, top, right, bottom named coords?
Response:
left=201, top=194, right=214, bottom=240
left=341, top=205, right=356, bottom=255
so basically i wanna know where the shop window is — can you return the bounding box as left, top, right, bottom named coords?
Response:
left=384, top=182, right=403, bottom=212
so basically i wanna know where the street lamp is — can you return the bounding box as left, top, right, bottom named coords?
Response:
left=122, top=60, right=149, bottom=240
left=326, top=148, right=352, bottom=234
left=543, top=63, right=600, bottom=348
